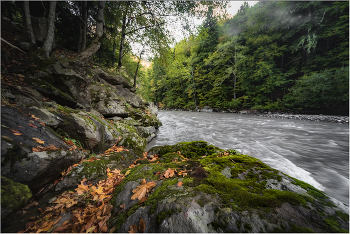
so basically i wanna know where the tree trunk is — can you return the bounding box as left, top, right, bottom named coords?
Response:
left=82, top=1, right=87, bottom=51
left=118, top=2, right=129, bottom=75
left=112, top=38, right=116, bottom=67
left=78, top=26, right=82, bottom=53
left=133, top=50, right=143, bottom=88
left=42, top=1, right=56, bottom=58
left=78, top=1, right=105, bottom=63
left=233, top=44, right=237, bottom=100
left=23, top=1, right=36, bottom=46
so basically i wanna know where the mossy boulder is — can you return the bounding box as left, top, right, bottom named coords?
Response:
left=108, top=141, right=349, bottom=233
left=1, top=176, right=32, bottom=219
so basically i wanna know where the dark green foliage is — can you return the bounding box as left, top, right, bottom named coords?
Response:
left=144, top=1, right=349, bottom=114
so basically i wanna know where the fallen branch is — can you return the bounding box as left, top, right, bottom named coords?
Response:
left=1, top=38, right=27, bottom=54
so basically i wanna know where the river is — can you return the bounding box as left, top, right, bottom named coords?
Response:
left=147, top=110, right=349, bottom=206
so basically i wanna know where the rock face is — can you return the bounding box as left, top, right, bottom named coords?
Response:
left=1, top=57, right=161, bottom=222
left=108, top=141, right=349, bottom=233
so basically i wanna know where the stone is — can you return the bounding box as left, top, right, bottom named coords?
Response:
left=17, top=42, right=31, bottom=52
left=1, top=176, right=32, bottom=219
left=92, top=67, right=133, bottom=89
left=26, top=106, right=62, bottom=128
left=146, top=102, right=158, bottom=116
left=221, top=166, right=231, bottom=179
left=200, top=106, right=213, bottom=112
left=109, top=141, right=349, bottom=233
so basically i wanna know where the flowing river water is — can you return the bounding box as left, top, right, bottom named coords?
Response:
left=147, top=110, right=349, bottom=206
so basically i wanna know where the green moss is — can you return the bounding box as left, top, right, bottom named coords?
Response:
left=244, top=223, right=252, bottom=232
left=1, top=176, right=32, bottom=218
left=157, top=208, right=182, bottom=226
left=290, top=177, right=327, bottom=200
left=290, top=223, right=314, bottom=233
left=336, top=210, right=349, bottom=222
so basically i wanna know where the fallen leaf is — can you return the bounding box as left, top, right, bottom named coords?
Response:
left=131, top=181, right=156, bottom=200
left=177, top=181, right=183, bottom=187
left=23, top=201, right=39, bottom=210
left=1, top=135, right=13, bottom=141
left=125, top=170, right=131, bottom=176
left=120, top=204, right=125, bottom=209
left=128, top=224, right=138, bottom=233
left=28, top=123, right=37, bottom=128
left=139, top=218, right=145, bottom=233
left=137, top=197, right=148, bottom=204
left=31, top=115, right=39, bottom=121
left=39, top=122, right=45, bottom=126
left=10, top=129, right=22, bottom=135
left=33, top=137, right=44, bottom=144
left=160, top=168, right=175, bottom=179
left=86, top=226, right=96, bottom=233
left=140, top=178, right=146, bottom=185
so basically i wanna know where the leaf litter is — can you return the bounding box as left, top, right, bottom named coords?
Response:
left=19, top=168, right=124, bottom=233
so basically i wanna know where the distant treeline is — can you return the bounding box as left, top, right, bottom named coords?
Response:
left=140, top=1, right=349, bottom=115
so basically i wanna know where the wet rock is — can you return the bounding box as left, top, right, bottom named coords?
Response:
left=200, top=106, right=213, bottom=112
left=1, top=176, right=32, bottom=219
left=109, top=141, right=349, bottom=233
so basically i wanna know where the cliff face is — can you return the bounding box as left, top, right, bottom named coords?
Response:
left=1, top=56, right=161, bottom=222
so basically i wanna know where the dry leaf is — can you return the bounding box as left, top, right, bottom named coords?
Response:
left=131, top=181, right=156, bottom=200
left=28, top=123, right=37, bottom=128
left=128, top=224, right=138, bottom=233
left=40, top=122, right=45, bottom=126
left=1, top=135, right=13, bottom=141
left=137, top=197, right=148, bottom=204
left=139, top=218, right=145, bottom=233
left=86, top=226, right=96, bottom=233
left=140, top=179, right=146, bottom=185
left=10, top=129, right=22, bottom=135
left=33, top=137, right=44, bottom=144
left=177, top=181, right=183, bottom=187
left=125, top=170, right=131, bottom=176
left=31, top=115, right=39, bottom=121
left=160, top=168, right=175, bottom=179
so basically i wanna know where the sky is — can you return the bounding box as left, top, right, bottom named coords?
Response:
left=140, top=1, right=258, bottom=64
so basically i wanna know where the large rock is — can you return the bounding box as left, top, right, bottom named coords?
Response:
left=92, top=67, right=133, bottom=90
left=146, top=102, right=158, bottom=116
left=1, top=176, right=32, bottom=220
left=108, top=141, right=349, bottom=233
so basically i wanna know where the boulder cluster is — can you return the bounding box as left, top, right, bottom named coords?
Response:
left=1, top=58, right=161, bottom=227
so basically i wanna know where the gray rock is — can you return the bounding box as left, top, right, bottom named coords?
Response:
left=2, top=150, right=88, bottom=192
left=18, top=42, right=31, bottom=51
left=200, top=106, right=213, bottom=112
left=146, top=102, right=158, bottom=116
left=27, top=106, right=62, bottom=127
left=221, top=166, right=231, bottom=179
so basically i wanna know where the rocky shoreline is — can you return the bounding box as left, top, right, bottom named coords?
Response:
left=160, top=108, right=349, bottom=124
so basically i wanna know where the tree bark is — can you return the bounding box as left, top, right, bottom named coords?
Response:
left=82, top=1, right=87, bottom=51
left=78, top=1, right=105, bottom=63
left=118, top=2, right=129, bottom=75
left=23, top=1, right=36, bottom=47
left=133, top=50, right=144, bottom=88
left=42, top=1, right=56, bottom=58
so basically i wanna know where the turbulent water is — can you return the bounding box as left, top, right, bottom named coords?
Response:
left=147, top=110, right=349, bottom=206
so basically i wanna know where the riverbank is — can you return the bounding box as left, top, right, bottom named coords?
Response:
left=160, top=108, right=349, bottom=124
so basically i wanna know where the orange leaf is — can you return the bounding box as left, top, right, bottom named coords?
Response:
left=66, top=140, right=74, bottom=146
left=139, top=218, right=145, bottom=233
left=137, top=197, right=148, bottom=204
left=140, top=179, right=146, bottom=185
left=177, top=181, right=183, bottom=187
left=10, top=129, right=22, bottom=135
left=33, top=137, right=44, bottom=144
left=128, top=224, right=138, bottom=233
left=28, top=123, right=37, bottom=128
left=31, top=115, right=39, bottom=121
left=160, top=168, right=175, bottom=179
left=131, top=181, right=156, bottom=200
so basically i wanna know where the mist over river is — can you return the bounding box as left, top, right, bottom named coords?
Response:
left=147, top=110, right=349, bottom=206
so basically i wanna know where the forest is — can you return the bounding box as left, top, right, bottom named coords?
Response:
left=141, top=1, right=349, bottom=115
left=1, top=1, right=349, bottom=115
